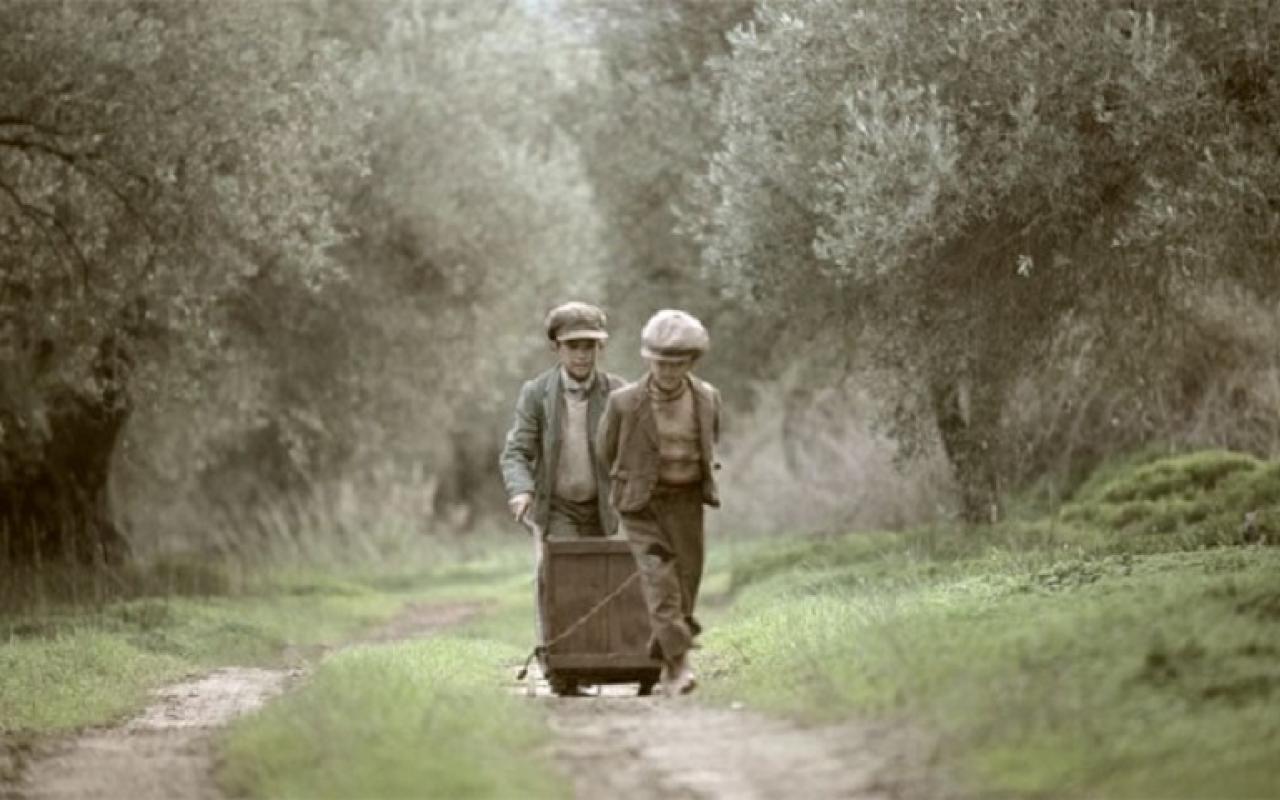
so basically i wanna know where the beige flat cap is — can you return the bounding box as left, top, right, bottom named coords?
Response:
left=640, top=309, right=708, bottom=360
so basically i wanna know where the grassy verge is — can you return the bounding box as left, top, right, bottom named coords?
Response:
left=704, top=450, right=1280, bottom=799
left=217, top=638, right=564, bottom=799
left=1, top=576, right=415, bottom=735
left=217, top=563, right=572, bottom=799
left=0, top=531, right=531, bottom=737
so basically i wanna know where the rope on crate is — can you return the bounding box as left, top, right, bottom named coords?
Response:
left=516, top=570, right=643, bottom=681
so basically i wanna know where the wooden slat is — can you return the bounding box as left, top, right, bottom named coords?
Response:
left=545, top=537, right=633, bottom=556
left=542, top=537, right=659, bottom=669
left=546, top=551, right=608, bottom=653
left=607, top=551, right=652, bottom=655
left=545, top=654, right=660, bottom=670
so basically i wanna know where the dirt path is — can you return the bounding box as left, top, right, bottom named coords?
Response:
left=10, top=600, right=942, bottom=800
left=13, top=668, right=290, bottom=800
left=7, top=601, right=484, bottom=800
left=535, top=673, right=948, bottom=800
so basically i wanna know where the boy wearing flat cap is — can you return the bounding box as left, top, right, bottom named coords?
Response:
left=500, top=301, right=625, bottom=540
left=597, top=309, right=721, bottom=696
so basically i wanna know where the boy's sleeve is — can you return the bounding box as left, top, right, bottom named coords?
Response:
left=597, top=391, right=621, bottom=472
left=499, top=381, right=540, bottom=497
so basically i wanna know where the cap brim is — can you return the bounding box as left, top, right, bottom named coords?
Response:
left=641, top=346, right=698, bottom=362
left=557, top=329, right=608, bottom=341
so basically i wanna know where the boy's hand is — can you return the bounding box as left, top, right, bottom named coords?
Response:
left=508, top=492, right=533, bottom=523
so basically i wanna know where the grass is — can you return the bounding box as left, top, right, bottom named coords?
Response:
left=7, top=450, right=1276, bottom=798
left=1, top=522, right=568, bottom=798
left=1060, top=450, right=1280, bottom=546
left=212, top=535, right=764, bottom=800
left=0, top=580, right=412, bottom=734
left=704, top=450, right=1280, bottom=799
left=0, top=561, right=452, bottom=786
left=216, top=559, right=572, bottom=799
left=0, top=632, right=186, bottom=739
left=0, top=529, right=531, bottom=735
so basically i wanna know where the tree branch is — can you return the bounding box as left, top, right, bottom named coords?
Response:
left=0, top=116, right=76, bottom=137
left=0, top=134, right=151, bottom=219
left=0, top=133, right=160, bottom=278
left=0, top=175, right=92, bottom=289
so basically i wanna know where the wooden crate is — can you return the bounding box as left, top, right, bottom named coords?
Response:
left=540, top=537, right=661, bottom=690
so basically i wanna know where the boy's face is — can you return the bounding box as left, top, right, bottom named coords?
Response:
left=647, top=356, right=694, bottom=391
left=555, top=338, right=601, bottom=381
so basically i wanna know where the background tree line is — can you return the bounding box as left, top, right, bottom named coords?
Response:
left=2, top=0, right=1278, bottom=567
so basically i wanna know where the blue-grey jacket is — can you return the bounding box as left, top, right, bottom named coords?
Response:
left=499, top=367, right=625, bottom=533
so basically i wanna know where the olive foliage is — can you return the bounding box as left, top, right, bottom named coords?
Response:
left=2, top=0, right=608, bottom=560
left=7, top=0, right=1279, bottom=561
left=687, top=0, right=1280, bottom=518
left=0, top=0, right=365, bottom=561
left=126, top=0, right=611, bottom=544
left=557, top=0, right=755, bottom=387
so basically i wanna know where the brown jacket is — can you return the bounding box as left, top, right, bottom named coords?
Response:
left=597, top=375, right=721, bottom=513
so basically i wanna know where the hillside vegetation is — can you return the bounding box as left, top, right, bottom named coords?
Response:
left=706, top=450, right=1280, bottom=799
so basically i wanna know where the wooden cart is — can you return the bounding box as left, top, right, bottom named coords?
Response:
left=537, top=537, right=662, bottom=696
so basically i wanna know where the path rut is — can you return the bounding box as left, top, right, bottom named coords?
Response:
left=16, top=668, right=290, bottom=800
left=6, top=601, right=484, bottom=800
left=533, top=671, right=949, bottom=800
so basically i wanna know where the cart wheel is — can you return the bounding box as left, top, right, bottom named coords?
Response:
left=549, top=675, right=579, bottom=697
left=637, top=679, right=656, bottom=697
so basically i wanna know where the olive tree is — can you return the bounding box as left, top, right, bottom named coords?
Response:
left=328, top=0, right=610, bottom=518
left=120, top=0, right=614, bottom=542
left=0, top=0, right=366, bottom=563
left=557, top=0, right=756, bottom=386
left=688, top=0, right=1280, bottom=520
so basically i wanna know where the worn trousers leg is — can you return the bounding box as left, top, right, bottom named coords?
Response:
left=545, top=495, right=605, bottom=540
left=621, top=485, right=705, bottom=662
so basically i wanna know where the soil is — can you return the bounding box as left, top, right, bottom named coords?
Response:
left=536, top=673, right=950, bottom=800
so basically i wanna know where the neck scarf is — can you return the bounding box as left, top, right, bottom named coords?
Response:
left=562, top=368, right=595, bottom=396
left=647, top=374, right=689, bottom=403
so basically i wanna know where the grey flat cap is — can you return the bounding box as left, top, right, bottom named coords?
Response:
left=640, top=309, right=708, bottom=360
left=545, top=301, right=609, bottom=342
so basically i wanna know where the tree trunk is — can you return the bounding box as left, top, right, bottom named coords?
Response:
left=1, top=391, right=131, bottom=566
left=1, top=335, right=133, bottom=567
left=930, top=377, right=1002, bottom=525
